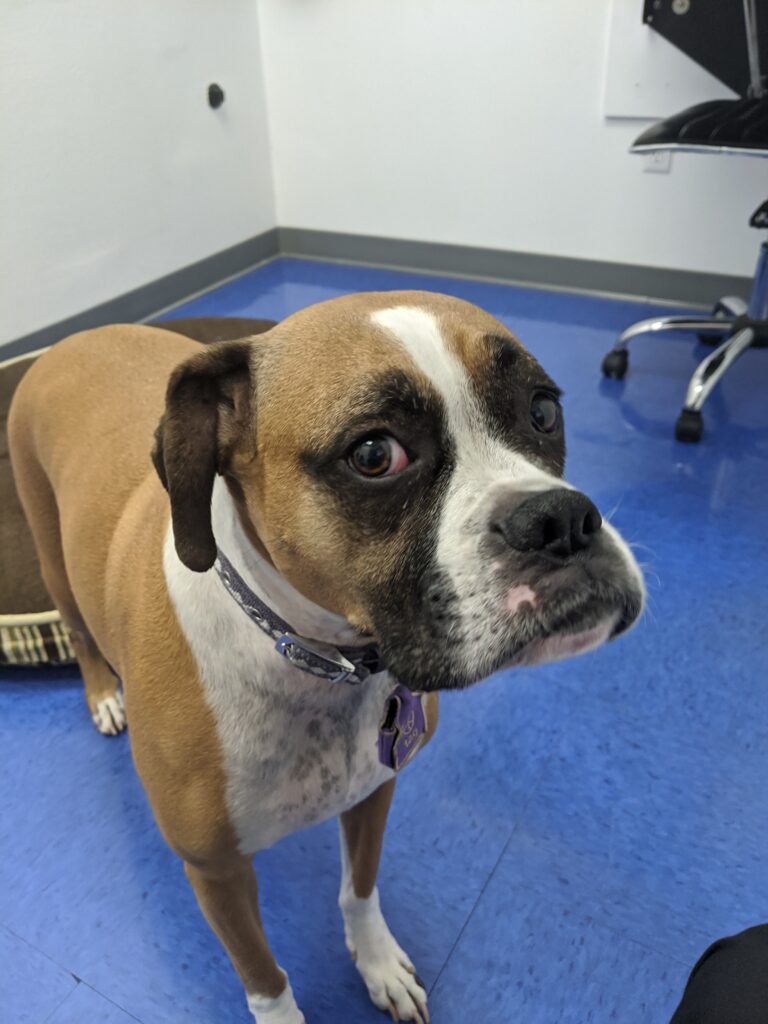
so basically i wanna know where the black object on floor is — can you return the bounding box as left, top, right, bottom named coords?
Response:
left=670, top=925, right=768, bottom=1024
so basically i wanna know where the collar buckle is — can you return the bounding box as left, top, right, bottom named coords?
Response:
left=275, top=633, right=358, bottom=684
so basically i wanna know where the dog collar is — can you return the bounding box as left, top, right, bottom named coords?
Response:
left=214, top=549, right=384, bottom=685
left=215, top=549, right=427, bottom=771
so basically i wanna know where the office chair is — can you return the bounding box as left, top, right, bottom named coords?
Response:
left=601, top=0, right=767, bottom=442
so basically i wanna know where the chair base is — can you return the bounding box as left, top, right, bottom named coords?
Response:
left=601, top=241, right=768, bottom=442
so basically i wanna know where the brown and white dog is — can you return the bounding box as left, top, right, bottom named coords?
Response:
left=9, top=292, right=644, bottom=1024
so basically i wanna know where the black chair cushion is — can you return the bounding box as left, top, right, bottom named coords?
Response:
left=632, top=97, right=768, bottom=152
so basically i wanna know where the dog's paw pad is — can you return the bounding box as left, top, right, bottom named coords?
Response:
left=92, top=692, right=126, bottom=736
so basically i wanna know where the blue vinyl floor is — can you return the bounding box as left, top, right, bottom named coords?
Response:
left=2, top=257, right=767, bottom=1024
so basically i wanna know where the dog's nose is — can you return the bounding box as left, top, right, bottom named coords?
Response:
left=492, top=488, right=602, bottom=558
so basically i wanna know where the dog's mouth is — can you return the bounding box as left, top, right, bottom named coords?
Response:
left=375, top=564, right=642, bottom=693
left=499, top=593, right=629, bottom=671
left=492, top=561, right=643, bottom=670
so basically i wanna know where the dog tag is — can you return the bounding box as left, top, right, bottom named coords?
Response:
left=378, top=684, right=427, bottom=772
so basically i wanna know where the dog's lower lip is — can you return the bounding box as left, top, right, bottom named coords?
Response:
left=497, top=584, right=633, bottom=666
left=525, top=615, right=618, bottom=661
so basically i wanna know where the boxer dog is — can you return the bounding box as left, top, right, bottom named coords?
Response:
left=9, top=292, right=644, bottom=1023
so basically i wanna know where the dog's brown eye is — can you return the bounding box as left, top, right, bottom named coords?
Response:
left=349, top=436, right=409, bottom=477
left=530, top=393, right=561, bottom=434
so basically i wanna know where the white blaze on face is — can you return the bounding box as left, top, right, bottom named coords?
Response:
left=371, top=305, right=566, bottom=671
left=371, top=304, right=644, bottom=675
left=370, top=305, right=556, bottom=480
left=371, top=306, right=483, bottom=443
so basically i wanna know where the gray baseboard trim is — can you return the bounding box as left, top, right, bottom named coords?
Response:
left=278, top=227, right=751, bottom=309
left=3, top=224, right=752, bottom=358
left=2, top=229, right=280, bottom=360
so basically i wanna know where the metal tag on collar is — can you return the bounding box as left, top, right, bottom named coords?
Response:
left=275, top=633, right=358, bottom=684
left=378, top=684, right=427, bottom=771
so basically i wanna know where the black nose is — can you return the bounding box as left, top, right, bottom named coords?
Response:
left=492, top=488, right=602, bottom=558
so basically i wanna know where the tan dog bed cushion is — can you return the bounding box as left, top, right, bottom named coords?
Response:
left=0, top=317, right=276, bottom=666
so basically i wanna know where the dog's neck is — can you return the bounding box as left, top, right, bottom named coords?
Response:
left=210, top=478, right=364, bottom=647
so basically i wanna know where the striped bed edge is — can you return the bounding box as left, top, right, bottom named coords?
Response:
left=0, top=613, right=75, bottom=666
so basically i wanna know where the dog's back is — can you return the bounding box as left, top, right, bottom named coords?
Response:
left=8, top=326, right=199, bottom=692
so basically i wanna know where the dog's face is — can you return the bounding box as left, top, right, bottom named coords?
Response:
left=154, top=291, right=643, bottom=691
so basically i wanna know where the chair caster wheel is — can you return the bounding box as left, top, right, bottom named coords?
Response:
left=602, top=349, right=628, bottom=379
left=675, top=409, right=703, bottom=443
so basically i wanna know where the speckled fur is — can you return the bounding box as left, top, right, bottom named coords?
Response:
left=164, top=478, right=397, bottom=854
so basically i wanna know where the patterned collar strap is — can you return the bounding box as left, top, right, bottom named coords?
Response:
left=214, top=549, right=384, bottom=685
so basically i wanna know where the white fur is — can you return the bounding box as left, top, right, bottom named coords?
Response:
left=247, top=978, right=305, bottom=1024
left=372, top=306, right=481, bottom=444
left=92, top=692, right=126, bottom=735
left=371, top=305, right=643, bottom=677
left=163, top=478, right=396, bottom=855
left=339, top=824, right=428, bottom=1023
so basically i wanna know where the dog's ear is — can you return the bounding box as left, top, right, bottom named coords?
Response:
left=152, top=340, right=254, bottom=572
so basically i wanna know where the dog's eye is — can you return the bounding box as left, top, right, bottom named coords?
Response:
left=348, top=436, right=410, bottom=477
left=530, top=392, right=561, bottom=434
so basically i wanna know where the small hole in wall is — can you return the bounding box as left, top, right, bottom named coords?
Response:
left=208, top=83, right=225, bottom=109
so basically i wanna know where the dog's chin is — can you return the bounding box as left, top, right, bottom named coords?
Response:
left=384, top=614, right=618, bottom=692
left=386, top=599, right=638, bottom=692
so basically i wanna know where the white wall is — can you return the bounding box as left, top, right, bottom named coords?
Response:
left=257, top=0, right=766, bottom=279
left=0, top=0, right=275, bottom=344
left=3, top=0, right=765, bottom=345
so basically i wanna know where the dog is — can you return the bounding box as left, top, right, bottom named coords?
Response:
left=9, top=292, right=644, bottom=1024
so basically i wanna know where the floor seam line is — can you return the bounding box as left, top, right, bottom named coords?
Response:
left=427, top=758, right=552, bottom=996
left=40, top=985, right=80, bottom=1024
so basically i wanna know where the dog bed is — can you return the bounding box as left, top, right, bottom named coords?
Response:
left=0, top=317, right=276, bottom=667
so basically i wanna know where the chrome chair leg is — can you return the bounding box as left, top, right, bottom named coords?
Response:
left=675, top=327, right=755, bottom=442
left=715, top=295, right=748, bottom=317
left=602, top=240, right=765, bottom=439
left=602, top=315, right=735, bottom=379
left=747, top=241, right=768, bottom=319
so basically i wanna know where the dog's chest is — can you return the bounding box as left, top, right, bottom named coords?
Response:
left=164, top=535, right=395, bottom=853
left=216, top=674, right=395, bottom=852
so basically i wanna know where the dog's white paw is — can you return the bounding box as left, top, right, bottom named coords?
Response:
left=92, top=692, right=126, bottom=736
left=342, top=890, right=428, bottom=1023
left=247, top=978, right=306, bottom=1024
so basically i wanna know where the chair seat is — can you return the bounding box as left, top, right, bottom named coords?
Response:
left=631, top=97, right=768, bottom=155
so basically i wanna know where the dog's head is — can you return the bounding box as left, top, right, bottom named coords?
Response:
left=153, top=291, right=644, bottom=690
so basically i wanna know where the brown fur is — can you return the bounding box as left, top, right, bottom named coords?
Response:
left=341, top=780, right=397, bottom=900
left=342, top=688, right=438, bottom=900
left=156, top=316, right=278, bottom=345
left=8, top=324, right=285, bottom=996
left=7, top=301, right=447, bottom=1009
left=222, top=293, right=506, bottom=630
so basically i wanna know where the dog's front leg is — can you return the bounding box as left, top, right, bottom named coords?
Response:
left=184, top=856, right=305, bottom=1024
left=339, top=781, right=429, bottom=1023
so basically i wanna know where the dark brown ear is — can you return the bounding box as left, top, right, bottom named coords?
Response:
left=152, top=340, right=253, bottom=572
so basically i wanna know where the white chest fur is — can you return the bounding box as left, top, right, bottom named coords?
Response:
left=163, top=481, right=395, bottom=854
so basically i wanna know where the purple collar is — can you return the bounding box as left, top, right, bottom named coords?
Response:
left=215, top=548, right=383, bottom=685
left=215, top=548, right=427, bottom=770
